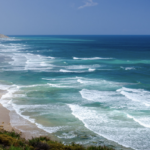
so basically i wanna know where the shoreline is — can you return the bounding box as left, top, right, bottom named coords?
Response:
left=0, top=90, right=13, bottom=132
left=0, top=103, right=13, bottom=132
left=0, top=91, right=133, bottom=150
left=0, top=90, right=58, bottom=141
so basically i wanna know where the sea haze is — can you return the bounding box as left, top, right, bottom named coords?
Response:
left=0, top=35, right=150, bottom=150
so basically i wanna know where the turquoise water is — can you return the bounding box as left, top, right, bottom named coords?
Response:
left=0, top=35, right=150, bottom=150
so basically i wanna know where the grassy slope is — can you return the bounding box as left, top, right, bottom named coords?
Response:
left=0, top=129, right=115, bottom=150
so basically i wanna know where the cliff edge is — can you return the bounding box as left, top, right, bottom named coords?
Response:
left=0, top=34, right=9, bottom=38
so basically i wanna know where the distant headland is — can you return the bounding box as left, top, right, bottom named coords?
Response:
left=0, top=34, right=9, bottom=38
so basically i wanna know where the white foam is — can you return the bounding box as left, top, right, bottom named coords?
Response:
left=42, top=78, right=56, bottom=81
left=80, top=89, right=121, bottom=102
left=21, top=84, right=48, bottom=88
left=57, top=131, right=77, bottom=139
left=8, top=53, right=27, bottom=67
left=125, top=67, right=136, bottom=70
left=60, top=69, right=86, bottom=73
left=77, top=79, right=84, bottom=84
left=47, top=83, right=69, bottom=88
left=12, top=104, right=36, bottom=123
left=40, top=62, right=47, bottom=66
left=13, top=94, right=26, bottom=98
left=68, top=104, right=150, bottom=150
left=0, top=84, right=12, bottom=91
left=127, top=114, right=150, bottom=128
left=36, top=124, right=62, bottom=133
left=60, top=69, right=75, bottom=72
left=121, top=66, right=136, bottom=70
left=88, top=68, right=95, bottom=72
left=0, top=42, right=55, bottom=72
left=76, top=78, right=121, bottom=89
left=24, top=53, right=54, bottom=71
left=73, top=57, right=113, bottom=60
left=66, top=64, right=100, bottom=70
left=117, top=87, right=150, bottom=106
left=47, top=56, right=55, bottom=59
left=0, top=84, right=21, bottom=109
left=12, top=104, right=62, bottom=134
left=0, top=43, right=26, bottom=53
left=4, top=87, right=66, bottom=135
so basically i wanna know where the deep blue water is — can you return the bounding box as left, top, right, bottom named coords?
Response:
left=0, top=35, right=150, bottom=150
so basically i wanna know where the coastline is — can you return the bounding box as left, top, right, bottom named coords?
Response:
left=0, top=35, right=149, bottom=150
left=0, top=90, right=12, bottom=132
left=0, top=90, right=57, bottom=141
left=0, top=93, right=133, bottom=150
left=0, top=103, right=12, bottom=132
left=0, top=91, right=134, bottom=150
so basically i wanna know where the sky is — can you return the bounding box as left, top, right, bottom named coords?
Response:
left=0, top=0, right=150, bottom=35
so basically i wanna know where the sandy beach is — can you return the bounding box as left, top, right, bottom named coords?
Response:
left=0, top=103, right=13, bottom=131
left=0, top=90, right=13, bottom=132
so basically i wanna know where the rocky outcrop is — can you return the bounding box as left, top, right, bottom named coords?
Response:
left=0, top=34, right=9, bottom=38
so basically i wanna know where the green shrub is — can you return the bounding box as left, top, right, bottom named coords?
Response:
left=0, top=130, right=20, bottom=139
left=38, top=136, right=50, bottom=142
left=28, top=137, right=41, bottom=147
left=35, top=142, right=50, bottom=150
left=0, top=130, right=115, bottom=150
left=24, top=146, right=32, bottom=150
left=16, top=140, right=25, bottom=147
left=8, top=146, right=22, bottom=150
left=28, top=137, right=50, bottom=150
left=0, top=134, right=16, bottom=146
left=87, top=146, right=114, bottom=150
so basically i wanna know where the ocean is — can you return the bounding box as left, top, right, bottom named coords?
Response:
left=0, top=35, right=150, bottom=150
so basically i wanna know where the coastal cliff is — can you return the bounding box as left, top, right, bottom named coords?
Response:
left=0, top=34, right=9, bottom=38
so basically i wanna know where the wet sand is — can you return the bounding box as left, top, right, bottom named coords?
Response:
left=0, top=103, right=13, bottom=131
left=0, top=90, right=12, bottom=131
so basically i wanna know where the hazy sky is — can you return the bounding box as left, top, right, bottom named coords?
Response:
left=0, top=0, right=150, bottom=35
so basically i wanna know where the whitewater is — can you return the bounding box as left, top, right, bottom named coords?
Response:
left=0, top=35, right=150, bottom=150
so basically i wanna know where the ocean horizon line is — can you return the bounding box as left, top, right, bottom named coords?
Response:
left=6, top=34, right=150, bottom=36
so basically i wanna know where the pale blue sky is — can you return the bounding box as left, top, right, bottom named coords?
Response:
left=0, top=0, right=150, bottom=35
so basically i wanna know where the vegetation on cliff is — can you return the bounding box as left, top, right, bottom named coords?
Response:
left=0, top=129, right=115, bottom=150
